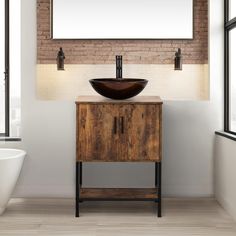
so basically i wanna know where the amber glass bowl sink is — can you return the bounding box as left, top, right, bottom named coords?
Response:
left=89, top=78, right=148, bottom=100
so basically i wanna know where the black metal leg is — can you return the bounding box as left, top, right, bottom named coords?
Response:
left=155, top=162, right=157, bottom=187
left=79, top=162, right=83, bottom=203
left=76, top=162, right=80, bottom=217
left=80, top=162, right=82, bottom=185
left=157, top=162, right=162, bottom=217
left=155, top=162, right=158, bottom=203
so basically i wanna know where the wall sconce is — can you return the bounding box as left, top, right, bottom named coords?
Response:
left=174, top=48, right=182, bottom=70
left=57, top=47, right=65, bottom=70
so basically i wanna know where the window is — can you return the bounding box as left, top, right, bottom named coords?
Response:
left=0, top=0, right=9, bottom=136
left=225, top=0, right=236, bottom=135
left=0, top=0, right=21, bottom=137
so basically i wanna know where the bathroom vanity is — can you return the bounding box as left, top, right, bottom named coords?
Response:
left=75, top=96, right=163, bottom=217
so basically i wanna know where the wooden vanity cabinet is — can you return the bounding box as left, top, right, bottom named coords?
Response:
left=76, top=99, right=162, bottom=162
left=75, top=96, right=163, bottom=217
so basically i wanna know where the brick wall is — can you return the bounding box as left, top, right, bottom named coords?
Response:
left=37, top=0, right=208, bottom=64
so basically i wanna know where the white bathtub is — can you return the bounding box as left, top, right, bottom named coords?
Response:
left=0, top=149, right=26, bottom=215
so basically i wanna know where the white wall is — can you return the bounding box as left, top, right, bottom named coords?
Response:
left=215, top=135, right=236, bottom=221
left=0, top=0, right=223, bottom=197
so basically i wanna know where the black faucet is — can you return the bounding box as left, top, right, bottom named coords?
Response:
left=116, top=55, right=123, bottom=79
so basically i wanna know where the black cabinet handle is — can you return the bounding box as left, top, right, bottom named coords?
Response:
left=120, top=116, right=124, bottom=134
left=113, top=117, right=118, bottom=134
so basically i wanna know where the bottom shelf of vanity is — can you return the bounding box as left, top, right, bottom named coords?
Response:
left=75, top=162, right=162, bottom=217
left=79, top=188, right=159, bottom=201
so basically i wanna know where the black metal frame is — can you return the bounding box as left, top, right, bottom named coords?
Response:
left=224, top=0, right=236, bottom=135
left=75, top=162, right=162, bottom=217
left=75, top=162, right=80, bottom=217
left=156, top=162, right=162, bottom=217
left=0, top=0, right=10, bottom=137
left=215, top=131, right=236, bottom=142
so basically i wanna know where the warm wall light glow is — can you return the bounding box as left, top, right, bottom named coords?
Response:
left=37, top=64, right=209, bottom=101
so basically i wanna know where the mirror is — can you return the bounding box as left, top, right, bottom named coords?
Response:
left=51, top=0, right=193, bottom=39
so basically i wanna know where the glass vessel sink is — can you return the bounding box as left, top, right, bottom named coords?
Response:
left=89, top=78, right=148, bottom=100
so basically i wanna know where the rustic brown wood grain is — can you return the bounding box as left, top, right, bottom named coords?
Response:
left=80, top=188, right=157, bottom=200
left=77, top=104, right=120, bottom=161
left=124, top=104, right=160, bottom=161
left=76, top=96, right=162, bottom=162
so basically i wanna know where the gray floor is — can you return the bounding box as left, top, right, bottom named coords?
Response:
left=0, top=198, right=236, bottom=236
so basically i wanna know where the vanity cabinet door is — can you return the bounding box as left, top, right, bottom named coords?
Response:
left=76, top=103, right=161, bottom=162
left=123, top=104, right=161, bottom=162
left=77, top=104, right=123, bottom=161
